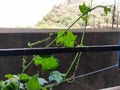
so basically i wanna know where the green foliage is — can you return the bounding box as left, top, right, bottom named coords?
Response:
left=41, top=87, right=47, bottom=90
left=26, top=74, right=41, bottom=90
left=18, top=73, right=30, bottom=81
left=49, top=71, right=66, bottom=83
left=79, top=3, right=90, bottom=22
left=82, top=16, right=88, bottom=22
left=33, top=55, right=59, bottom=73
left=56, top=30, right=77, bottom=47
left=0, top=74, right=49, bottom=90
left=0, top=2, right=111, bottom=90
left=1, top=82, right=19, bottom=90
left=5, top=74, right=14, bottom=79
left=104, top=6, right=111, bottom=15
left=79, top=3, right=90, bottom=14
left=1, top=75, right=20, bottom=90
left=0, top=81, right=3, bottom=88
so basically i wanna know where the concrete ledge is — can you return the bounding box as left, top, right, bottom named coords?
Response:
left=0, top=28, right=119, bottom=33
left=100, top=86, right=120, bottom=90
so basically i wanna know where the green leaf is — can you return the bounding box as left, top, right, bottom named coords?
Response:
left=104, top=6, right=111, bottom=15
left=0, top=80, right=3, bottom=87
left=82, top=16, right=88, bottom=22
left=2, top=84, right=14, bottom=90
left=33, top=55, right=59, bottom=73
left=1, top=78, right=19, bottom=90
left=18, top=73, right=30, bottom=81
left=5, top=74, right=14, bottom=79
left=56, top=30, right=77, bottom=47
left=79, top=3, right=90, bottom=14
left=26, top=74, right=41, bottom=90
left=42, top=87, right=47, bottom=90
left=49, top=71, right=66, bottom=83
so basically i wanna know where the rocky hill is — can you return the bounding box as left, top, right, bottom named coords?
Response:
left=36, top=0, right=112, bottom=28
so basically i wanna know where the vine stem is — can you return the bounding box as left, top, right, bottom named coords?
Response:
left=66, top=52, right=79, bottom=76
left=19, top=36, right=52, bottom=78
left=44, top=15, right=83, bottom=47
left=65, top=4, right=107, bottom=78
left=44, top=5, right=106, bottom=47
left=66, top=21, right=88, bottom=77
left=47, top=5, right=110, bottom=89
left=45, top=5, right=106, bottom=77
left=19, top=59, right=34, bottom=79
left=28, top=36, right=51, bottom=47
left=46, top=38, right=57, bottom=48
left=72, top=52, right=82, bottom=77
left=44, top=12, right=87, bottom=47
left=18, top=57, right=34, bottom=90
left=45, top=65, right=116, bottom=88
left=44, top=4, right=109, bottom=89
left=18, top=4, right=108, bottom=89
left=19, top=4, right=106, bottom=79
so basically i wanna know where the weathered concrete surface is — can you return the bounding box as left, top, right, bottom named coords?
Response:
left=100, top=86, right=120, bottom=90
left=0, top=28, right=120, bottom=90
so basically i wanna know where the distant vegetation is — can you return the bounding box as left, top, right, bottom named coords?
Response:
left=35, top=1, right=120, bottom=29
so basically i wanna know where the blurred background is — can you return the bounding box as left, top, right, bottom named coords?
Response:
left=0, top=0, right=119, bottom=29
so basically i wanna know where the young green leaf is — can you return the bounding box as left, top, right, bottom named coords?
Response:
left=42, top=87, right=47, bottom=90
left=18, top=73, right=30, bottom=81
left=56, top=30, right=77, bottom=47
left=79, top=3, right=90, bottom=14
left=0, top=80, right=3, bottom=88
left=33, top=55, right=59, bottom=73
left=49, top=71, right=66, bottom=83
left=26, top=74, right=41, bottom=90
left=82, top=15, right=88, bottom=22
left=5, top=74, right=14, bottom=79
left=104, top=6, right=111, bottom=15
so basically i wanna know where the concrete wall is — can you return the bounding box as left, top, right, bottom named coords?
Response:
left=0, top=28, right=120, bottom=90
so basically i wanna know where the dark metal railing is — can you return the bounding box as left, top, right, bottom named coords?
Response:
left=0, top=45, right=120, bottom=56
left=0, top=45, right=120, bottom=75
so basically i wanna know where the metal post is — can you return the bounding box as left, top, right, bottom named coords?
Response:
left=112, top=0, right=116, bottom=29
left=117, top=11, right=119, bottom=29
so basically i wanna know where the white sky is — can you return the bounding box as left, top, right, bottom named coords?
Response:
left=0, top=0, right=66, bottom=27
left=0, top=0, right=118, bottom=27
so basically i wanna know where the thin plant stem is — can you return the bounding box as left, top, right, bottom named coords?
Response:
left=80, top=22, right=88, bottom=45
left=20, top=4, right=106, bottom=81
left=46, top=38, right=57, bottom=48
left=28, top=36, right=51, bottom=47
left=66, top=22, right=88, bottom=77
left=70, top=2, right=93, bottom=77
left=45, top=65, right=116, bottom=88
left=66, top=52, right=79, bottom=76
left=19, top=4, right=108, bottom=89
left=72, top=52, right=82, bottom=77
left=19, top=59, right=34, bottom=79
left=45, top=5, right=109, bottom=89
left=57, top=5, right=105, bottom=77
left=45, top=5, right=106, bottom=48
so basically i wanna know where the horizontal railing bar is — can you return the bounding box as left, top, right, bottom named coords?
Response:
left=0, top=45, right=120, bottom=56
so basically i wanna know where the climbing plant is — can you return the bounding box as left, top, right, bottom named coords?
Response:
left=0, top=2, right=110, bottom=90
